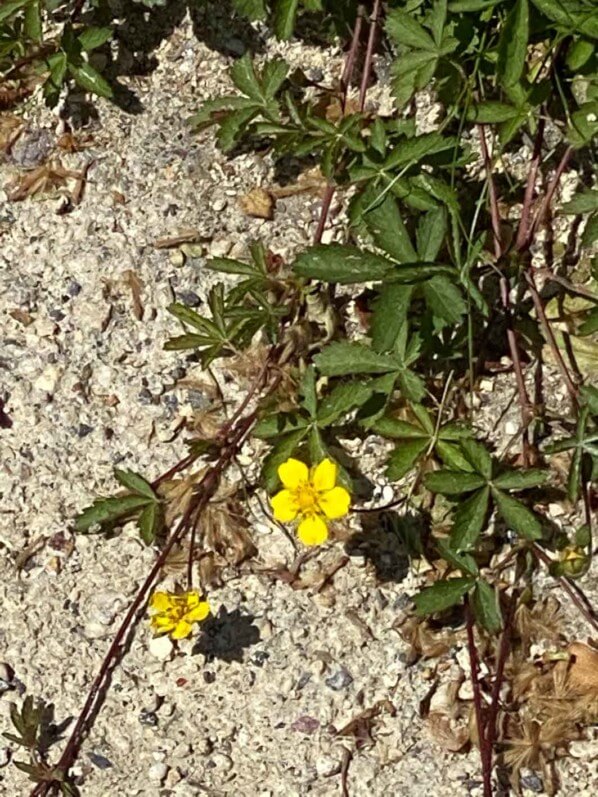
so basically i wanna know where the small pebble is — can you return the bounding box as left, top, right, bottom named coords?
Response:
left=178, top=290, right=201, bottom=307
left=210, top=752, right=233, bottom=772
left=139, top=709, right=158, bottom=727
left=88, top=752, right=113, bottom=770
left=325, top=667, right=353, bottom=691
left=67, top=281, right=82, bottom=297
left=209, top=239, right=232, bottom=257
left=76, top=424, right=94, bottom=438
left=0, top=663, right=14, bottom=683
left=186, top=389, right=209, bottom=409
left=520, top=772, right=543, bottom=792
left=148, top=635, right=173, bottom=661
left=0, top=747, right=10, bottom=767
left=212, top=198, right=227, bottom=212
left=148, top=762, right=168, bottom=783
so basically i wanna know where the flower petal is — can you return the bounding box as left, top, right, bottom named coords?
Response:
left=318, top=486, right=351, bottom=519
left=171, top=620, right=193, bottom=640
left=151, top=616, right=176, bottom=634
left=312, top=458, right=337, bottom=492
left=184, top=591, right=201, bottom=609
left=297, top=514, right=328, bottom=546
left=271, top=489, right=299, bottom=522
left=149, top=591, right=172, bottom=612
left=278, top=458, right=309, bottom=489
left=185, top=601, right=210, bottom=623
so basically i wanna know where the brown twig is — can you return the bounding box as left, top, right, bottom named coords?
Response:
left=485, top=593, right=518, bottom=759
left=358, top=0, right=382, bottom=112
left=340, top=746, right=353, bottom=797
left=340, top=5, right=365, bottom=113
left=524, top=146, right=573, bottom=249
left=465, top=600, right=492, bottom=797
left=515, top=118, right=545, bottom=251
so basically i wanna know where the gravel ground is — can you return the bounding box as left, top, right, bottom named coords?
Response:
left=1, top=10, right=597, bottom=797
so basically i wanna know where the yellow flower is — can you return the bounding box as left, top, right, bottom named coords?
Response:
left=149, top=590, right=210, bottom=640
left=270, top=457, right=350, bottom=546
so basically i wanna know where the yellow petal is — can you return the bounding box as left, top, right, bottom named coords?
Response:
left=271, top=489, right=299, bottom=522
left=278, top=458, right=309, bottom=489
left=184, top=591, right=201, bottom=609
left=318, top=486, right=351, bottom=519
left=297, top=514, right=328, bottom=546
left=186, top=601, right=210, bottom=623
left=312, top=458, right=337, bottom=492
left=151, top=616, right=176, bottom=634
left=149, top=591, right=172, bottom=612
left=171, top=620, right=193, bottom=640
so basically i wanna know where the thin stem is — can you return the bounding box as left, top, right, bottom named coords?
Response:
left=515, top=118, right=545, bottom=251
left=359, top=0, right=382, bottom=112
left=486, top=593, right=517, bottom=758
left=525, top=145, right=573, bottom=248
left=465, top=600, right=492, bottom=797
left=340, top=5, right=365, bottom=113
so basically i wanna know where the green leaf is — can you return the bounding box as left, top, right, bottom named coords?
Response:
left=164, top=334, right=217, bottom=351
left=273, top=0, right=300, bottom=39
left=188, top=96, right=254, bottom=129
left=435, top=539, right=479, bottom=576
left=138, top=501, right=163, bottom=545
left=492, top=469, right=548, bottom=490
left=252, top=412, right=310, bottom=439
left=450, top=486, right=490, bottom=550
left=581, top=214, right=598, bottom=248
left=78, top=26, right=113, bottom=52
left=578, top=308, right=598, bottom=336
left=436, top=440, right=475, bottom=471
left=317, top=380, right=375, bottom=426
left=24, top=0, right=42, bottom=42
left=467, top=102, right=520, bottom=123
left=416, top=207, right=447, bottom=261
left=422, top=275, right=466, bottom=324
left=386, top=439, right=429, bottom=480
left=424, top=470, right=488, bottom=494
left=75, top=495, right=151, bottom=532
left=230, top=53, right=263, bottom=100
left=460, top=439, right=493, bottom=479
left=471, top=580, right=503, bottom=633
left=492, top=488, right=543, bottom=540
left=263, top=428, right=309, bottom=492
left=114, top=469, right=157, bottom=500
left=261, top=58, right=289, bottom=97
left=293, top=245, right=394, bottom=283
left=371, top=416, right=429, bottom=439
left=386, top=9, right=437, bottom=50
left=497, top=0, right=529, bottom=87
left=217, top=107, right=259, bottom=151
left=566, top=38, right=594, bottom=70
left=232, top=0, right=267, bottom=19
left=567, top=101, right=598, bottom=148
left=371, top=284, right=414, bottom=353
left=384, top=132, right=453, bottom=169
left=68, top=62, right=113, bottom=99
left=414, top=577, right=476, bottom=615
left=561, top=189, right=598, bottom=214
left=206, top=257, right=257, bottom=276
left=0, top=0, right=30, bottom=23
left=315, top=342, right=398, bottom=376
left=363, top=195, right=417, bottom=263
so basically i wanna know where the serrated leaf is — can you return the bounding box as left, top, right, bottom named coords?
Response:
left=436, top=440, right=475, bottom=471
left=386, top=8, right=437, bottom=50
left=424, top=470, right=487, bottom=494
left=138, top=501, right=163, bottom=545
left=422, top=275, right=466, bottom=324
left=364, top=194, right=417, bottom=263
left=450, top=486, right=490, bottom=550
left=217, top=107, right=259, bottom=151
left=386, top=439, right=429, bottom=480
left=315, top=342, right=399, bottom=376
left=253, top=412, right=310, bottom=439
left=114, top=469, right=156, bottom=500
left=371, top=416, right=429, bottom=439
left=466, top=102, right=520, bottom=123
left=75, top=495, right=151, bottom=532
left=497, top=0, right=529, bottom=87
left=492, top=488, right=543, bottom=540
left=416, top=206, right=447, bottom=261
left=317, top=380, right=374, bottom=426
left=232, top=0, right=267, bottom=19
left=294, top=245, right=394, bottom=283
left=261, top=58, right=289, bottom=97
left=384, top=132, right=453, bottom=169
left=24, top=0, right=42, bottom=42
left=230, top=53, right=263, bottom=100
left=492, top=469, right=548, bottom=490
left=273, top=0, right=299, bottom=39
left=371, top=284, right=414, bottom=353
left=164, top=334, right=217, bottom=350
left=471, top=580, right=503, bottom=633
left=68, top=62, right=113, bottom=99
left=414, top=577, right=476, bottom=615
left=460, top=439, right=493, bottom=479
left=435, top=539, right=479, bottom=577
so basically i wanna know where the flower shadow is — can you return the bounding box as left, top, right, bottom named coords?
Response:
left=192, top=606, right=260, bottom=664
left=345, top=509, right=428, bottom=584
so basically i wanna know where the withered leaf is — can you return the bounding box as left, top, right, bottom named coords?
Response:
left=239, top=187, right=274, bottom=220
left=123, top=269, right=144, bottom=321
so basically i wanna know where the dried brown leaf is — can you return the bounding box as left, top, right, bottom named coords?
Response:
left=153, top=229, right=204, bottom=249
left=566, top=642, right=598, bottom=694
left=5, top=161, right=81, bottom=202
left=336, top=700, right=396, bottom=749
left=203, top=500, right=257, bottom=566
left=123, top=269, right=144, bottom=321
left=239, top=187, right=274, bottom=220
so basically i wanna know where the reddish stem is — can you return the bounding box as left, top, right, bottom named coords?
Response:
left=359, top=0, right=382, bottom=112
left=515, top=119, right=545, bottom=251
left=465, top=600, right=492, bottom=797
left=524, top=145, right=573, bottom=248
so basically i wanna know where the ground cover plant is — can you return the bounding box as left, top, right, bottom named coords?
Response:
left=1, top=1, right=598, bottom=795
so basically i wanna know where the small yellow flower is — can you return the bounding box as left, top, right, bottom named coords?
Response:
left=149, top=590, right=210, bottom=640
left=270, top=457, right=350, bottom=546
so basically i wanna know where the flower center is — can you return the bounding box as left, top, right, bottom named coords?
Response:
left=295, top=482, right=319, bottom=514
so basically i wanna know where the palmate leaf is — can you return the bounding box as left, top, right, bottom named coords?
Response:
left=471, top=580, right=503, bottom=633
left=363, top=194, right=417, bottom=263
left=497, top=0, right=529, bottom=88
left=75, top=495, right=152, bottom=532
left=114, top=469, right=156, bottom=499
left=138, top=501, right=164, bottom=545
left=491, top=488, right=543, bottom=540
left=450, top=486, right=490, bottom=551
left=262, top=428, right=309, bottom=492
left=294, top=245, right=395, bottom=283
